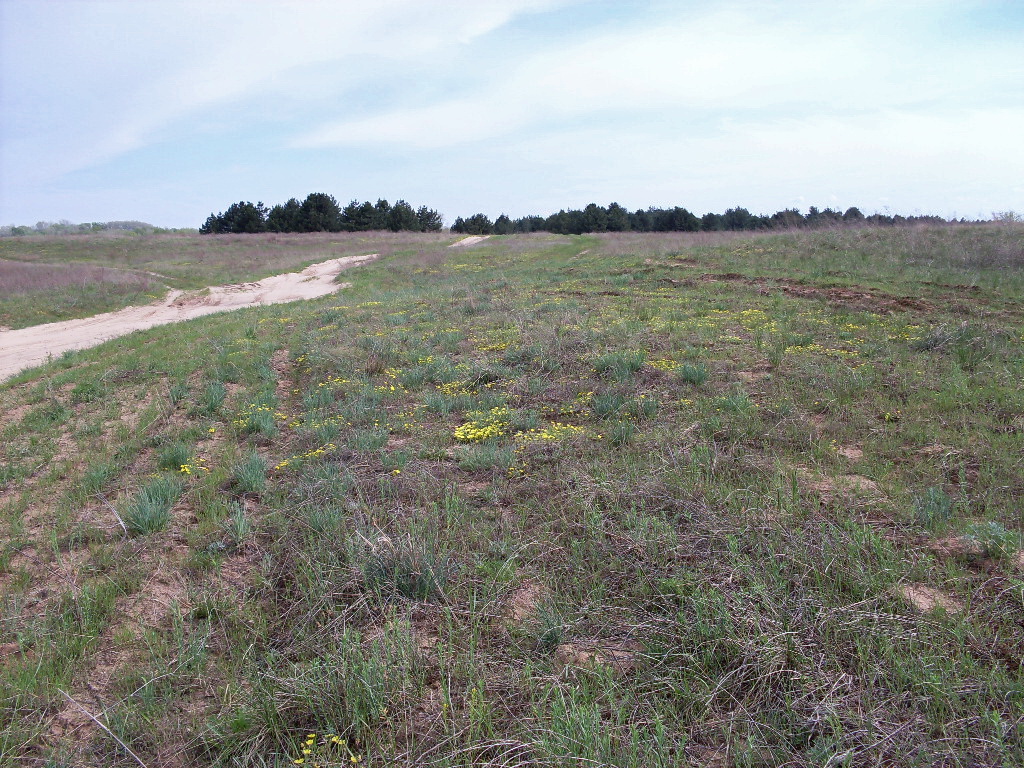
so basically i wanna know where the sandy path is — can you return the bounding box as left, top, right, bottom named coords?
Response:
left=0, top=253, right=377, bottom=382
left=449, top=235, right=491, bottom=247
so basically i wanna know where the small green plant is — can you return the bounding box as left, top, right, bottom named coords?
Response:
left=361, top=535, right=451, bottom=600
left=533, top=598, right=568, bottom=651
left=455, top=444, right=515, bottom=472
left=593, top=392, right=626, bottom=419
left=961, top=521, right=1018, bottom=559
left=70, top=378, right=104, bottom=404
left=169, top=380, right=190, bottom=405
left=201, top=381, right=227, bottom=414
left=157, top=441, right=193, bottom=471
left=914, top=486, right=955, bottom=530
left=124, top=476, right=183, bottom=536
left=678, top=362, right=709, bottom=386
left=608, top=421, right=635, bottom=446
left=224, top=502, right=252, bottom=549
left=232, top=452, right=267, bottom=495
left=627, top=395, right=659, bottom=420
left=594, top=350, right=647, bottom=381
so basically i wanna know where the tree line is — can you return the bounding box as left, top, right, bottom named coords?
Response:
left=200, top=193, right=444, bottom=234
left=452, top=204, right=952, bottom=235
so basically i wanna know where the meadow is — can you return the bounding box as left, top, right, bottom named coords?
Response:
left=1, top=225, right=1022, bottom=766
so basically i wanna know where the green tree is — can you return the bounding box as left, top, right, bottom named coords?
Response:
left=416, top=205, right=444, bottom=232
left=606, top=202, right=630, bottom=232
left=493, top=214, right=513, bottom=234
left=267, top=198, right=302, bottom=232
left=299, top=193, right=342, bottom=232
left=387, top=199, right=419, bottom=231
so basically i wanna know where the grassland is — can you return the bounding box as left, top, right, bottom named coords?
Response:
left=1, top=225, right=1023, bottom=767
left=0, top=230, right=451, bottom=329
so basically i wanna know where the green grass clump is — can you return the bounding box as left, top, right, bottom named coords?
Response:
left=678, top=362, right=709, bottom=385
left=123, top=476, right=183, bottom=536
left=231, top=452, right=267, bottom=495
left=156, top=441, right=192, bottom=471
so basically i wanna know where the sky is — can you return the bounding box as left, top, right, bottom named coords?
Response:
left=1, top=0, right=1022, bottom=228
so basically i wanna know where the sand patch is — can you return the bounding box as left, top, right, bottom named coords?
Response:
left=555, top=638, right=645, bottom=673
left=898, top=584, right=962, bottom=614
left=449, top=235, right=490, bottom=247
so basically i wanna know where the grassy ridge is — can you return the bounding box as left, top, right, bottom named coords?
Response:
left=1, top=226, right=1023, bottom=766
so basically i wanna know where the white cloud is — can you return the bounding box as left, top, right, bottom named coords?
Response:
left=0, top=0, right=571, bottom=184
left=294, top=2, right=1022, bottom=150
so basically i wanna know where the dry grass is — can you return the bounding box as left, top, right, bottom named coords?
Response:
left=0, top=260, right=155, bottom=297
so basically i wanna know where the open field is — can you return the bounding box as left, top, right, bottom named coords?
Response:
left=1, top=225, right=1023, bottom=766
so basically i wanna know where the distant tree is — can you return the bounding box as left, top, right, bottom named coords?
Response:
left=451, top=216, right=466, bottom=234
left=513, top=215, right=546, bottom=233
left=659, top=206, right=700, bottom=232
left=769, top=208, right=804, bottom=229
left=842, top=206, right=865, bottom=224
left=200, top=201, right=267, bottom=234
left=630, top=208, right=653, bottom=232
left=387, top=199, right=419, bottom=232
left=267, top=198, right=302, bottom=232
left=701, top=212, right=724, bottom=231
left=299, top=193, right=342, bottom=232
left=606, top=202, right=630, bottom=232
left=723, top=207, right=759, bottom=231
left=461, top=213, right=493, bottom=235
left=416, top=205, right=444, bottom=232
left=370, top=199, right=391, bottom=230
left=493, top=214, right=513, bottom=235
left=582, top=203, right=609, bottom=232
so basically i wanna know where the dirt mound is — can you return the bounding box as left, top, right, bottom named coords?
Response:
left=0, top=254, right=377, bottom=382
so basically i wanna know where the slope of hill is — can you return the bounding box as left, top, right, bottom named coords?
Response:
left=1, top=226, right=1022, bottom=766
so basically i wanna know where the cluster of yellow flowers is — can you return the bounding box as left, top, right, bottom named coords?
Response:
left=514, top=422, right=586, bottom=444
left=454, top=407, right=512, bottom=442
left=437, top=380, right=473, bottom=397
left=292, top=731, right=362, bottom=766
left=232, top=403, right=289, bottom=428
left=647, top=358, right=680, bottom=372
left=179, top=456, right=210, bottom=475
left=273, top=442, right=337, bottom=471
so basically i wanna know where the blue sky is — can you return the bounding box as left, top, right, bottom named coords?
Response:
left=1, top=0, right=1022, bottom=228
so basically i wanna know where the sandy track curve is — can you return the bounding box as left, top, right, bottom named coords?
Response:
left=0, top=253, right=377, bottom=382
left=449, top=235, right=491, bottom=247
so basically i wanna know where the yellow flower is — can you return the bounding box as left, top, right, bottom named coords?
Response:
left=208, top=427, right=216, bottom=433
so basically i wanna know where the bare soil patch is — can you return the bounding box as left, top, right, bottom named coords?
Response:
left=898, top=584, right=963, bottom=614
left=449, top=236, right=490, bottom=248
left=685, top=273, right=934, bottom=313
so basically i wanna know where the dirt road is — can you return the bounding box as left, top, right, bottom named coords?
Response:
left=0, top=253, right=377, bottom=382
left=449, top=235, right=491, bottom=247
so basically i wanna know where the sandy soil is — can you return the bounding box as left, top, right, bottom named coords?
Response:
left=449, top=235, right=491, bottom=247
left=0, top=253, right=377, bottom=382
